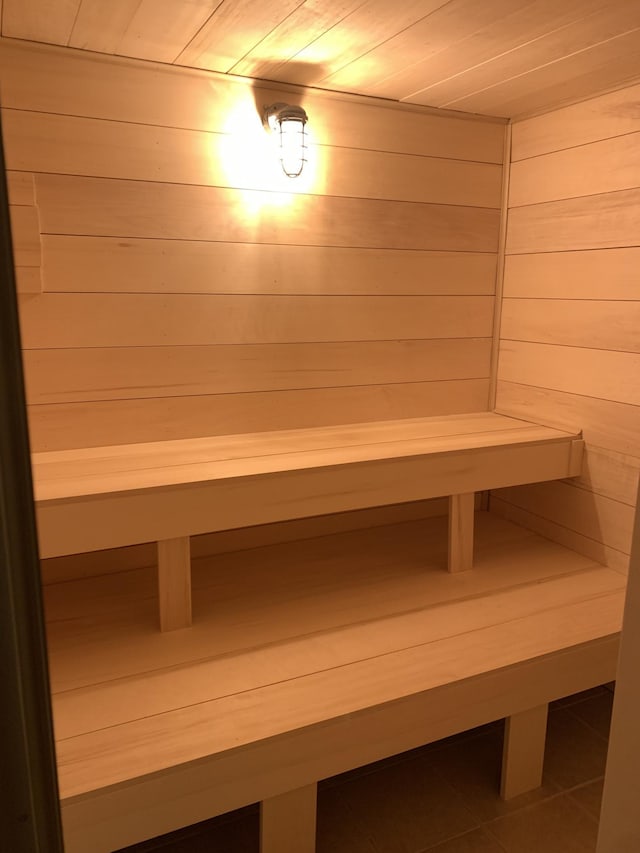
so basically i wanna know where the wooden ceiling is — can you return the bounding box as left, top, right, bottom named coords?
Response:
left=2, top=0, right=640, bottom=119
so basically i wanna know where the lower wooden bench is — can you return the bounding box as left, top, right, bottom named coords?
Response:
left=33, top=412, right=584, bottom=632
left=44, top=513, right=624, bottom=853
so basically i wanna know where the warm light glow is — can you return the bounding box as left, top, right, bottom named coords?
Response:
left=216, top=93, right=320, bottom=217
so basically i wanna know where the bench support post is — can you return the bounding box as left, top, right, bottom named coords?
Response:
left=448, top=493, right=475, bottom=573
left=501, top=704, right=549, bottom=800
left=260, top=783, right=317, bottom=853
left=157, top=537, right=192, bottom=632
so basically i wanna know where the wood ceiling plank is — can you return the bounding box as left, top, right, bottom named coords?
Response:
left=444, top=26, right=640, bottom=118
left=68, top=0, right=139, bottom=53
left=398, top=0, right=626, bottom=105
left=322, top=0, right=529, bottom=97
left=2, top=0, right=81, bottom=44
left=177, top=0, right=303, bottom=72
left=229, top=0, right=364, bottom=79
left=255, top=0, right=451, bottom=87
left=115, top=0, right=224, bottom=63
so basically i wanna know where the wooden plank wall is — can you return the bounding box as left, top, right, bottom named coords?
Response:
left=0, top=39, right=503, bottom=455
left=493, top=82, right=640, bottom=573
left=0, top=39, right=503, bottom=581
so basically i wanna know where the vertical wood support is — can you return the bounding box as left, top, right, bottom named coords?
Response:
left=260, top=783, right=317, bottom=853
left=448, top=493, right=475, bottom=572
left=501, top=704, right=548, bottom=800
left=157, top=536, right=192, bottom=632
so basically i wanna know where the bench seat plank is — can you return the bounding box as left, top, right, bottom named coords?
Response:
left=32, top=413, right=582, bottom=557
left=48, top=515, right=623, bottom=803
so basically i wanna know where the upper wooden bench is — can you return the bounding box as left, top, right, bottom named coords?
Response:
left=33, top=411, right=583, bottom=631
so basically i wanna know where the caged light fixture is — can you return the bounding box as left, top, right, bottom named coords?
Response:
left=263, top=102, right=309, bottom=178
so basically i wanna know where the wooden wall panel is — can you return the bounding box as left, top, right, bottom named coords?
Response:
left=23, top=339, right=492, bottom=404
left=41, top=237, right=497, bottom=295
left=27, top=380, right=491, bottom=452
left=0, top=44, right=501, bottom=584
left=494, top=83, right=640, bottom=570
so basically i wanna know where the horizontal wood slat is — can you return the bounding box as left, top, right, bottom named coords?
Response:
left=18, top=294, right=494, bottom=348
left=511, top=80, right=640, bottom=161
left=3, top=109, right=502, bottom=208
left=23, top=339, right=492, bottom=404
left=501, top=299, right=640, bottom=353
left=509, top=131, right=640, bottom=208
left=493, top=480, right=634, bottom=557
left=0, top=40, right=505, bottom=163
left=506, top=188, right=640, bottom=254
left=41, top=236, right=497, bottom=295
left=34, top=174, right=500, bottom=253
left=27, top=379, right=492, bottom=452
left=503, top=250, right=640, bottom=300
left=490, top=497, right=630, bottom=574
left=498, top=341, right=640, bottom=407
left=496, top=381, right=640, bottom=460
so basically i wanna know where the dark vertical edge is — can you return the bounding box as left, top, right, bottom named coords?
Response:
left=0, top=112, right=65, bottom=848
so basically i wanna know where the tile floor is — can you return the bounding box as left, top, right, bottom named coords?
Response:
left=119, top=686, right=613, bottom=853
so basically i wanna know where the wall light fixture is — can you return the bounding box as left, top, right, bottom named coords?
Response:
left=263, top=103, right=309, bottom=178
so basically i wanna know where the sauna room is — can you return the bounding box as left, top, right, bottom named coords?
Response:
left=1, top=1, right=639, bottom=852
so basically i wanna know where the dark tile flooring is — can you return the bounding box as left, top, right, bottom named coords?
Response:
left=120, top=686, right=613, bottom=853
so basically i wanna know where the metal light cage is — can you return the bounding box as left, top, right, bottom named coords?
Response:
left=263, top=102, right=309, bottom=178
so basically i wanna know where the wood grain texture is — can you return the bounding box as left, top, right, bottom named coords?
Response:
left=503, top=250, right=640, bottom=300
left=498, top=341, right=640, bottom=407
left=495, top=85, right=640, bottom=573
left=18, top=293, right=494, bottom=348
left=511, top=80, right=640, bottom=161
left=157, top=537, right=192, bottom=632
left=40, top=498, right=455, bottom=585
left=509, top=131, right=640, bottom=207
left=22, top=339, right=492, bottom=404
left=492, top=480, right=635, bottom=557
left=2, top=0, right=81, bottom=44
left=496, top=381, right=640, bottom=460
left=501, top=705, right=548, bottom=800
left=27, top=380, right=492, bottom=452
left=0, top=39, right=505, bottom=162
left=448, top=493, right=475, bottom=572
left=506, top=188, right=640, bottom=254
left=34, top=173, right=500, bottom=253
left=261, top=784, right=317, bottom=853
left=3, top=109, right=502, bottom=208
left=490, top=496, right=630, bottom=574
left=41, top=236, right=497, bottom=295
left=501, top=299, right=640, bottom=353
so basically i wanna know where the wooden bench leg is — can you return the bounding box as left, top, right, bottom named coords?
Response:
left=260, top=783, right=317, bottom=853
left=501, top=704, right=549, bottom=800
left=448, top=493, right=474, bottom=572
left=157, top=537, right=192, bottom=631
